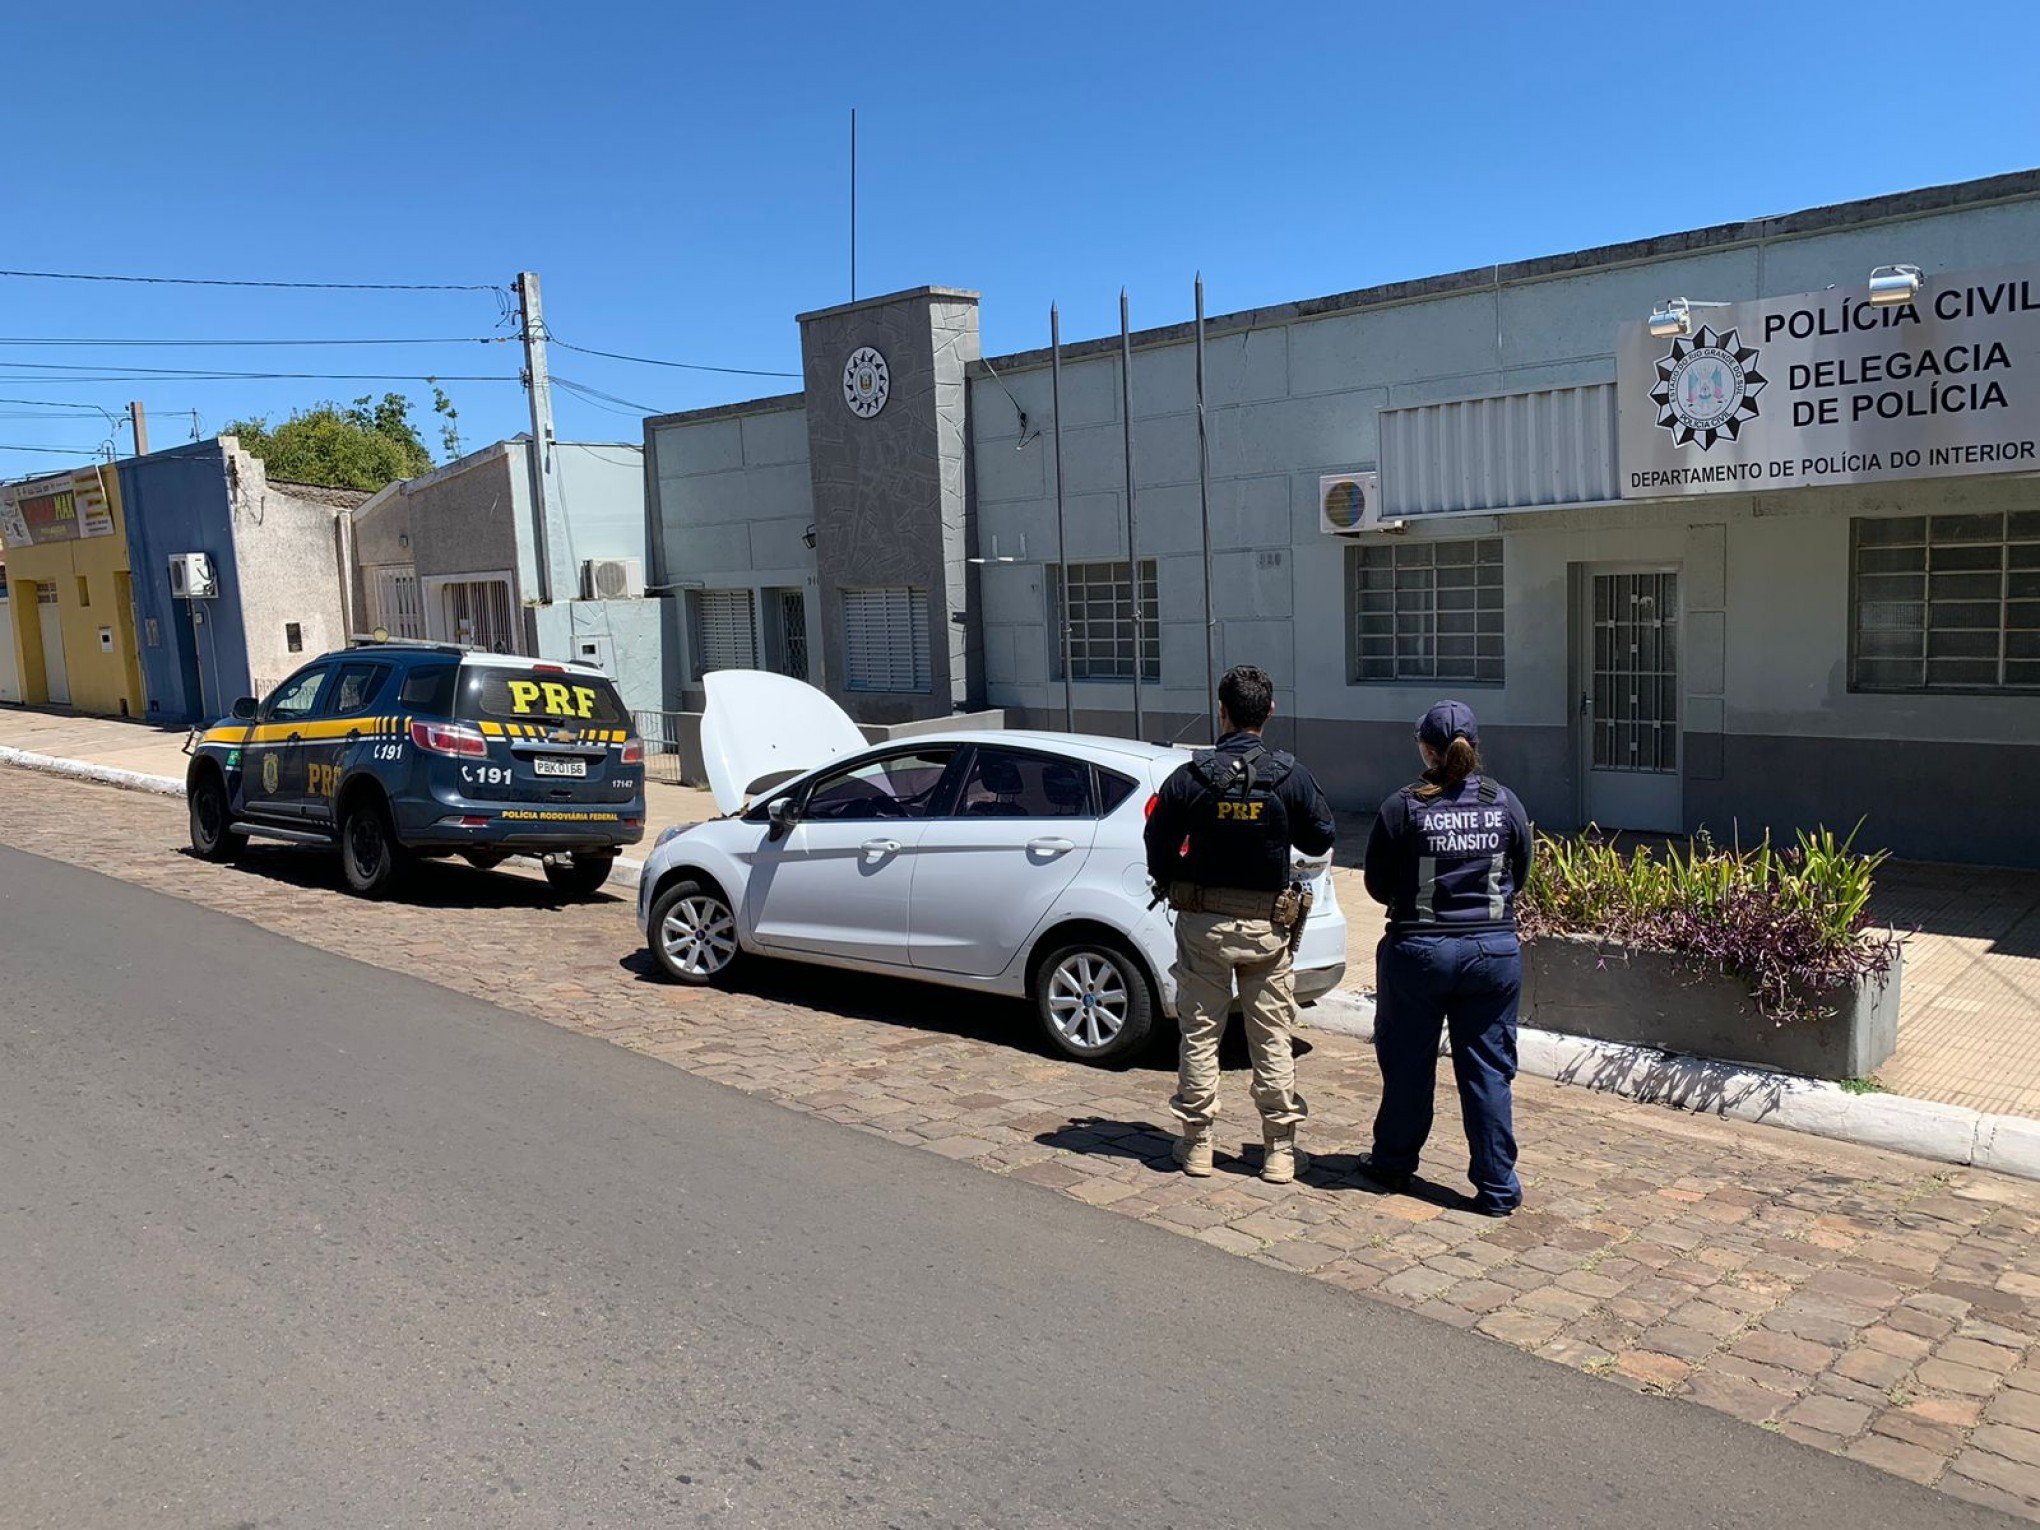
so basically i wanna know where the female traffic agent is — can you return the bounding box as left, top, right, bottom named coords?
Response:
left=1358, top=701, right=1532, bottom=1217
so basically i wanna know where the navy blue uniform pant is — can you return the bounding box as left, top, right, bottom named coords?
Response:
left=1371, top=931, right=1523, bottom=1213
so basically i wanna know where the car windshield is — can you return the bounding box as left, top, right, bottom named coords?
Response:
left=459, top=666, right=629, bottom=726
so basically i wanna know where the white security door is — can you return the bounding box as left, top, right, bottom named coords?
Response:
left=371, top=565, right=425, bottom=639
left=1579, top=567, right=1681, bottom=832
left=0, top=584, right=20, bottom=703
left=37, top=585, right=70, bottom=705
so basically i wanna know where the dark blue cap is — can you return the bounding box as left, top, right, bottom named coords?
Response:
left=1417, top=699, right=1479, bottom=749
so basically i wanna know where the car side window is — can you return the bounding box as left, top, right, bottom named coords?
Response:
left=323, top=662, right=390, bottom=717
left=398, top=663, right=458, bottom=714
left=952, top=747, right=1095, bottom=819
left=260, top=667, right=327, bottom=722
left=802, top=750, right=957, bottom=822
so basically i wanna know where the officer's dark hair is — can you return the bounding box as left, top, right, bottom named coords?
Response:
left=1217, top=665, right=1274, bottom=731
left=1413, top=735, right=1481, bottom=801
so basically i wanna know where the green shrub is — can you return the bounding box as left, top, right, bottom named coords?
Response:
left=1518, top=824, right=1902, bottom=1025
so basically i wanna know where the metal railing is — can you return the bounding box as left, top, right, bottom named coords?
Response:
left=633, top=709, right=695, bottom=786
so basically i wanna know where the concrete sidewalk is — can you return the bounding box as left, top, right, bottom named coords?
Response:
left=5, top=703, right=2039, bottom=1120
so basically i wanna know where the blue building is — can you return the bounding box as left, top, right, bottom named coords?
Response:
left=118, top=438, right=361, bottom=726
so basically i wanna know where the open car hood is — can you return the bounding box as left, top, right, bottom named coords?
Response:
left=699, top=669, right=868, bottom=816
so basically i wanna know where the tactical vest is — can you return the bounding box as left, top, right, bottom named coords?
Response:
left=1401, top=774, right=1514, bottom=928
left=1177, top=744, right=1296, bottom=891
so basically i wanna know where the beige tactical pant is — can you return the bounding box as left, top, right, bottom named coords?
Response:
left=1169, top=893, right=1307, bottom=1132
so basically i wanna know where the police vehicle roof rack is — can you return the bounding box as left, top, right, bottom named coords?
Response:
left=346, top=633, right=470, bottom=653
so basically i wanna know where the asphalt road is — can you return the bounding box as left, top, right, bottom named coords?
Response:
left=0, top=843, right=2004, bottom=1529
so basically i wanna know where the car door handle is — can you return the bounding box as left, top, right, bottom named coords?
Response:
left=1027, top=837, right=1076, bottom=854
left=861, top=838, right=902, bottom=855
left=287, top=731, right=302, bottom=743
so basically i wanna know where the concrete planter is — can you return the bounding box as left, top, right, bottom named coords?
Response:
left=1520, top=934, right=1902, bottom=1081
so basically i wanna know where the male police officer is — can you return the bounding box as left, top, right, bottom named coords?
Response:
left=1145, top=665, right=1338, bottom=1183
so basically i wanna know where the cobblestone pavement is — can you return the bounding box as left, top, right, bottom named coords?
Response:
left=9, top=768, right=2040, bottom=1517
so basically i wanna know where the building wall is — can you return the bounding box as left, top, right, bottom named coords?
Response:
left=222, top=445, right=349, bottom=698
left=119, top=442, right=248, bottom=724
left=645, top=396, right=818, bottom=710
left=0, top=465, right=146, bottom=717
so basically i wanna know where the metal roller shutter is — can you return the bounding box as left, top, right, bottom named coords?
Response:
left=843, top=587, right=930, bottom=693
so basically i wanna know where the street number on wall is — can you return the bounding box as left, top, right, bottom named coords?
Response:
left=842, top=346, right=890, bottom=419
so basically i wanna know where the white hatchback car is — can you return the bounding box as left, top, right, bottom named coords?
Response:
left=636, top=672, right=1347, bottom=1065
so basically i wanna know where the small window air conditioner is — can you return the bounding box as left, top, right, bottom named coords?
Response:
left=1317, top=471, right=1398, bottom=536
left=167, top=552, right=218, bottom=599
left=581, top=557, right=645, bottom=600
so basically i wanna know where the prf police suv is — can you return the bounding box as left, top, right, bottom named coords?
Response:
left=184, top=643, right=646, bottom=899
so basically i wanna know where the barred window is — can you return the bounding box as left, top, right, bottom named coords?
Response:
left=1048, top=560, right=1159, bottom=683
left=692, top=589, right=757, bottom=677
left=1851, top=512, right=2040, bottom=692
left=1347, top=539, right=1503, bottom=683
left=843, top=586, right=931, bottom=693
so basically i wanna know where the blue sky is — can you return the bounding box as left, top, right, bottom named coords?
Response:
left=2, top=0, right=2036, bottom=481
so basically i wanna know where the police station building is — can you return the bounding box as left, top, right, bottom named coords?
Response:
left=646, top=170, right=2040, bottom=867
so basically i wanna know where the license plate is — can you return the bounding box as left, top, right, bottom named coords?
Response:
left=533, top=756, right=588, bottom=779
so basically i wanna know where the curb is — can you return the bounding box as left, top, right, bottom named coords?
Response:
left=1307, top=989, right=2040, bottom=1183
left=0, top=749, right=646, bottom=895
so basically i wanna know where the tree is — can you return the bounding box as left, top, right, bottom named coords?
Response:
left=226, top=391, right=441, bottom=491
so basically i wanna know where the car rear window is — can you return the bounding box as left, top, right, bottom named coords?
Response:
left=1097, top=768, right=1139, bottom=814
left=458, top=666, right=630, bottom=726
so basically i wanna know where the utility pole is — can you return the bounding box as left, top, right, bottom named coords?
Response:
left=514, top=271, right=560, bottom=605
left=849, top=108, right=858, bottom=302
left=128, top=402, right=149, bottom=457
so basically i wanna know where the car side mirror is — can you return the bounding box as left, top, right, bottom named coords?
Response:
left=231, top=696, right=257, bottom=720
left=766, top=796, right=798, bottom=841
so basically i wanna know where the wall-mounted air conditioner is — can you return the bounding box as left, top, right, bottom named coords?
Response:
left=1317, top=471, right=1399, bottom=535
left=168, top=552, right=218, bottom=599
left=581, top=557, right=645, bottom=601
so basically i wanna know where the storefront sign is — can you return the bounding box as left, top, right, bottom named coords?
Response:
left=1617, top=265, right=2040, bottom=497
left=0, top=468, right=116, bottom=545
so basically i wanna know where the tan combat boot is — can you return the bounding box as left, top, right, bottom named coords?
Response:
left=1176, top=1125, right=1214, bottom=1177
left=1261, top=1125, right=1308, bottom=1185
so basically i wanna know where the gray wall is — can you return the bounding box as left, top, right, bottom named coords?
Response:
left=224, top=445, right=349, bottom=696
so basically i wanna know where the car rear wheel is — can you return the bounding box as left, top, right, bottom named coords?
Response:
left=188, top=774, right=244, bottom=862
left=1033, top=937, right=1156, bottom=1065
left=649, top=879, right=740, bottom=986
left=341, top=799, right=406, bottom=899
left=543, top=852, right=616, bottom=900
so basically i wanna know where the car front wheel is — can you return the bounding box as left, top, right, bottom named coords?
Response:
left=1033, top=938, right=1156, bottom=1065
left=649, top=879, right=740, bottom=986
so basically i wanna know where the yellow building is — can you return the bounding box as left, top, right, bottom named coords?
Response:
left=0, top=465, right=146, bottom=717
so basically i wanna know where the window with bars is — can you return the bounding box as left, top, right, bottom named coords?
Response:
left=1347, top=539, right=1504, bottom=683
left=692, top=589, right=758, bottom=677
left=1047, top=560, right=1160, bottom=683
left=1850, top=512, right=2040, bottom=693
left=843, top=586, right=931, bottom=693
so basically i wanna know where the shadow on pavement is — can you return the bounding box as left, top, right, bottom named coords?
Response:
left=191, top=844, right=629, bottom=913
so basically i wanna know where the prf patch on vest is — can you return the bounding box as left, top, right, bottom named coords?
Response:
left=1216, top=799, right=1266, bottom=821
left=506, top=679, right=602, bottom=719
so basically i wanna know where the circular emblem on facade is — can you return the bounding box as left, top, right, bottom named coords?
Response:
left=1650, top=325, right=1767, bottom=451
left=262, top=752, right=280, bottom=793
left=1322, top=478, right=1367, bottom=530
left=842, top=346, right=890, bottom=419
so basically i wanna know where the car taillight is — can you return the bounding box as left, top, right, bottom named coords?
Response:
left=410, top=719, right=489, bottom=758
left=621, top=738, right=644, bottom=765
left=1144, top=794, right=1158, bottom=819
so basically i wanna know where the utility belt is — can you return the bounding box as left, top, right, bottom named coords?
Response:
left=1168, top=881, right=1316, bottom=950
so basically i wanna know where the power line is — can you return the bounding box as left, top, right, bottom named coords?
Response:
left=0, top=268, right=502, bottom=292
left=548, top=335, right=799, bottom=379
left=0, top=443, right=109, bottom=455
left=0, top=361, right=520, bottom=383
left=0, top=397, right=130, bottom=410
left=552, top=375, right=666, bottom=416
left=0, top=334, right=508, bottom=348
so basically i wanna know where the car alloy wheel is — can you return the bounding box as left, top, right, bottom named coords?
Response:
left=1045, top=951, right=1131, bottom=1054
left=658, top=891, right=738, bottom=981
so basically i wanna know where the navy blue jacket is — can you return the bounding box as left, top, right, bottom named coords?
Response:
left=1145, top=732, right=1337, bottom=893
left=1363, top=774, right=1532, bottom=936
